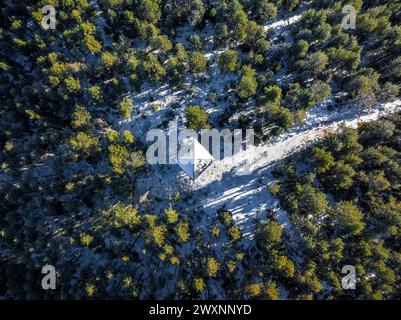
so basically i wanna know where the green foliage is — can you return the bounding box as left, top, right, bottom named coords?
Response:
left=152, top=35, right=173, bottom=52
left=189, top=34, right=204, bottom=51
left=70, top=132, right=100, bottom=157
left=273, top=255, right=295, bottom=278
left=140, top=53, right=166, bottom=83
left=175, top=43, right=188, bottom=63
left=217, top=50, right=239, bottom=73
left=227, top=225, right=241, bottom=241
left=299, top=262, right=323, bottom=294
left=238, top=65, right=257, bottom=99
left=137, top=21, right=160, bottom=41
left=348, top=69, right=381, bottom=107
left=211, top=226, right=221, bottom=237
left=123, top=130, right=135, bottom=144
left=3, top=0, right=401, bottom=300
left=207, top=257, right=220, bottom=278
left=293, top=39, right=309, bottom=58
left=107, top=130, right=121, bottom=144
left=0, top=61, right=10, bottom=71
left=332, top=202, right=365, bottom=236
left=283, top=83, right=310, bottom=110
left=310, top=147, right=335, bottom=174
left=80, top=233, right=94, bottom=246
left=165, top=205, right=178, bottom=223
left=193, top=277, right=205, bottom=293
left=274, top=115, right=401, bottom=299
left=118, top=97, right=132, bottom=119
left=264, top=281, right=280, bottom=300
left=359, top=121, right=396, bottom=146
left=88, top=86, right=102, bottom=101
left=85, top=284, right=96, bottom=297
left=102, top=202, right=140, bottom=229
left=283, top=0, right=300, bottom=11
left=365, top=171, right=391, bottom=193
left=270, top=107, right=294, bottom=130
left=127, top=150, right=146, bottom=168
left=214, top=23, right=229, bottom=47
left=327, top=47, right=361, bottom=71
left=220, top=211, right=234, bottom=226
left=303, top=51, right=328, bottom=77
left=71, top=105, right=92, bottom=129
left=247, top=283, right=262, bottom=297
left=81, top=22, right=102, bottom=54
left=257, top=1, right=278, bottom=23
left=101, top=51, right=118, bottom=69
left=149, top=224, right=167, bottom=247
left=136, top=0, right=161, bottom=24
left=298, top=185, right=328, bottom=216
left=128, top=56, right=139, bottom=72
left=325, top=161, right=356, bottom=191
left=256, top=221, right=282, bottom=250
left=262, top=85, right=282, bottom=104
left=186, top=105, right=210, bottom=130
left=217, top=0, right=249, bottom=42
left=64, top=76, right=81, bottom=93
left=108, top=144, right=129, bottom=174
left=11, top=19, right=22, bottom=31
left=306, top=80, right=331, bottom=106
left=189, top=51, right=207, bottom=74
left=174, top=221, right=190, bottom=242
left=357, top=6, right=392, bottom=40
left=244, top=21, right=268, bottom=53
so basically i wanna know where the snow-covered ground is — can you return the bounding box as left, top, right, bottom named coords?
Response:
left=192, top=99, right=400, bottom=232
left=264, top=13, right=302, bottom=35
left=112, top=5, right=401, bottom=238
left=132, top=99, right=401, bottom=239
left=118, top=6, right=308, bottom=143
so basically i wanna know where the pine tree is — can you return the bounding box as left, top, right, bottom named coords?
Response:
left=217, top=50, right=239, bottom=73
left=186, top=105, right=210, bottom=130
left=207, top=257, right=220, bottom=278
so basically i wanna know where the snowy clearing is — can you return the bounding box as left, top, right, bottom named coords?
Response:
left=133, top=99, right=401, bottom=238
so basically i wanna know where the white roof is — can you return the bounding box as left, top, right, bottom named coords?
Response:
left=177, top=137, right=215, bottom=180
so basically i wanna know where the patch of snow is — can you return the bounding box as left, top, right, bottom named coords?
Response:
left=133, top=99, right=401, bottom=239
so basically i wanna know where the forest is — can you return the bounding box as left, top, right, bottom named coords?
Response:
left=0, top=0, right=400, bottom=299
left=272, top=116, right=401, bottom=299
